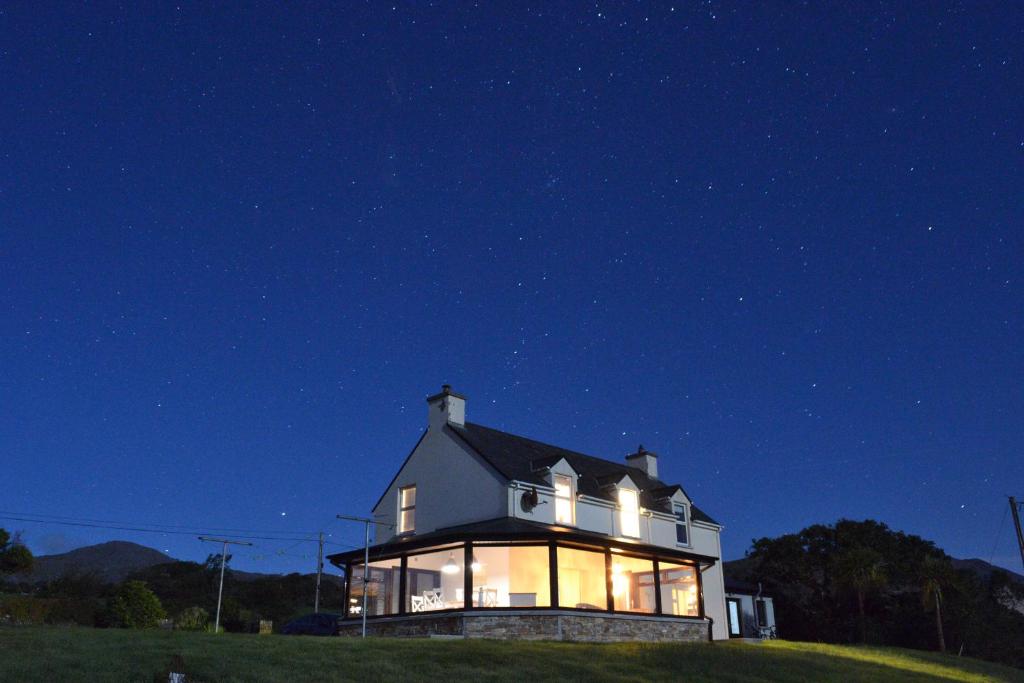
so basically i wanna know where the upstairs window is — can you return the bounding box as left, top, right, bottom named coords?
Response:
left=674, top=503, right=689, bottom=545
left=618, top=487, right=640, bottom=538
left=398, top=485, right=416, bottom=534
left=553, top=474, right=575, bottom=525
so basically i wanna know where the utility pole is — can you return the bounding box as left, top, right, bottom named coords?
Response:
left=336, top=514, right=393, bottom=638
left=198, top=536, right=253, bottom=634
left=314, top=531, right=324, bottom=614
left=1010, top=497, right=1024, bottom=572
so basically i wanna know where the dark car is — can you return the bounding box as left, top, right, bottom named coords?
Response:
left=280, top=612, right=343, bottom=636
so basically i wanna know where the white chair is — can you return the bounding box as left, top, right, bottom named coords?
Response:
left=422, top=589, right=444, bottom=610
left=410, top=595, right=425, bottom=613
left=477, top=588, right=498, bottom=607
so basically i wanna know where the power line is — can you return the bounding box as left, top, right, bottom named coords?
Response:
left=0, top=514, right=321, bottom=543
left=0, top=510, right=322, bottom=536
left=988, top=502, right=1010, bottom=566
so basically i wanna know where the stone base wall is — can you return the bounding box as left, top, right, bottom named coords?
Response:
left=336, top=610, right=709, bottom=642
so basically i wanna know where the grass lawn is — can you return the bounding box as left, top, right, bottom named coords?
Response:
left=1, top=626, right=1022, bottom=683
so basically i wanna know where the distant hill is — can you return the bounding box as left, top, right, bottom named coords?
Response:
left=9, top=540, right=340, bottom=586
left=16, top=541, right=174, bottom=584
left=951, top=557, right=1024, bottom=585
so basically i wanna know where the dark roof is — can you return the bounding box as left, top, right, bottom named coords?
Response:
left=724, top=578, right=772, bottom=597
left=326, top=516, right=720, bottom=566
left=448, top=422, right=719, bottom=526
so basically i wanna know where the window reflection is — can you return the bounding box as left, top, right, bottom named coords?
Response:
left=659, top=562, right=699, bottom=616
left=472, top=545, right=551, bottom=607
left=611, top=554, right=656, bottom=613
left=405, top=547, right=464, bottom=612
left=349, top=558, right=401, bottom=616
left=557, top=546, right=607, bottom=610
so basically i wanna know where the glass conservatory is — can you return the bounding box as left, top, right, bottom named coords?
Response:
left=329, top=523, right=712, bottom=621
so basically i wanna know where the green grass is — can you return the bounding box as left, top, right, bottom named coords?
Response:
left=1, top=626, right=1021, bottom=682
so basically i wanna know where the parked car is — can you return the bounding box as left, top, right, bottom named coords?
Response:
left=280, top=612, right=343, bottom=636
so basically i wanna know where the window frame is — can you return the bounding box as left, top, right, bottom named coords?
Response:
left=552, top=473, right=575, bottom=526
left=398, top=485, right=416, bottom=535
left=340, top=539, right=706, bottom=621
left=674, top=502, right=690, bottom=547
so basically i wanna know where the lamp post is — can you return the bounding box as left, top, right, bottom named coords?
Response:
left=198, top=536, right=253, bottom=633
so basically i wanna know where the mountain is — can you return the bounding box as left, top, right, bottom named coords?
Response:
left=10, top=540, right=341, bottom=586
left=951, top=558, right=1024, bottom=585
left=17, top=541, right=174, bottom=584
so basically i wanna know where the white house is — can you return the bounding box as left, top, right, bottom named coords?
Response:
left=724, top=579, right=777, bottom=639
left=328, top=386, right=729, bottom=641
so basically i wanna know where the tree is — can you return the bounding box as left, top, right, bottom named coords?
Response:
left=832, top=546, right=887, bottom=644
left=920, top=555, right=950, bottom=653
left=108, top=580, right=166, bottom=629
left=0, top=529, right=33, bottom=575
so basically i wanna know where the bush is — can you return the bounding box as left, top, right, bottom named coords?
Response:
left=175, top=606, right=209, bottom=631
left=0, top=595, right=55, bottom=624
left=108, top=580, right=166, bottom=629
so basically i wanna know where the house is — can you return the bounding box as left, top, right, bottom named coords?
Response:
left=723, top=579, right=777, bottom=639
left=327, top=385, right=729, bottom=641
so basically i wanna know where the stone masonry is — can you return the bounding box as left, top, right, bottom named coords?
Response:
left=335, top=610, right=710, bottom=642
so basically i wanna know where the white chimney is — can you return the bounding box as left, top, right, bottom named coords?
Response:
left=426, top=384, right=466, bottom=430
left=625, top=444, right=658, bottom=479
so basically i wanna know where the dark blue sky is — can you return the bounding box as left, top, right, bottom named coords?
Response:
left=2, top=3, right=1022, bottom=575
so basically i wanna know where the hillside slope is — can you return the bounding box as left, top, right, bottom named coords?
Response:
left=1, top=627, right=1021, bottom=683
left=17, top=541, right=173, bottom=583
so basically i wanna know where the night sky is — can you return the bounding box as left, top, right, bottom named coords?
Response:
left=2, top=3, right=1022, bottom=576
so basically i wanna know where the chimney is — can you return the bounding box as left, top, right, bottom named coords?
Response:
left=426, top=384, right=466, bottom=430
left=625, top=444, right=658, bottom=479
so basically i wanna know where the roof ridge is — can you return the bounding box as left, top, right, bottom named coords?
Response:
left=462, top=421, right=667, bottom=485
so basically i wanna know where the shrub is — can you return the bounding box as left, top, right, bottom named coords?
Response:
left=175, top=606, right=209, bottom=631
left=108, top=580, right=166, bottom=629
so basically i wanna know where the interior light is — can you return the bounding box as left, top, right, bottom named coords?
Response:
left=441, top=552, right=460, bottom=574
left=470, top=554, right=482, bottom=572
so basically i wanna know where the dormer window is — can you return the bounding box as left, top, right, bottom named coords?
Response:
left=398, top=485, right=416, bottom=534
left=553, top=474, right=575, bottom=525
left=674, top=503, right=689, bottom=546
left=618, top=487, right=640, bottom=538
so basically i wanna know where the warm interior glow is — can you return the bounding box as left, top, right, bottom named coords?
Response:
left=398, top=485, right=416, bottom=534
left=554, top=474, right=574, bottom=525
left=557, top=546, right=607, bottom=609
left=611, top=563, right=627, bottom=597
left=441, top=552, right=460, bottom=574
left=610, top=553, right=656, bottom=613
left=618, top=487, right=640, bottom=537
left=659, top=562, right=700, bottom=616
left=472, top=545, right=551, bottom=607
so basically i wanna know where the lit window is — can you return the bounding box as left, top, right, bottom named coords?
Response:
left=674, top=503, right=689, bottom=545
left=398, top=485, right=416, bottom=534
left=610, top=553, right=656, bottom=613
left=618, top=488, right=640, bottom=538
left=659, top=562, right=700, bottom=616
left=554, top=474, right=574, bottom=525
left=557, top=546, right=607, bottom=609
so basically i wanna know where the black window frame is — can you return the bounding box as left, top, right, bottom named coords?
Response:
left=674, top=503, right=689, bottom=546
left=338, top=537, right=710, bottom=622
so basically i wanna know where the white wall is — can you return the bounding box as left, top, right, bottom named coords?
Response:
left=724, top=592, right=775, bottom=638
left=372, top=426, right=508, bottom=543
